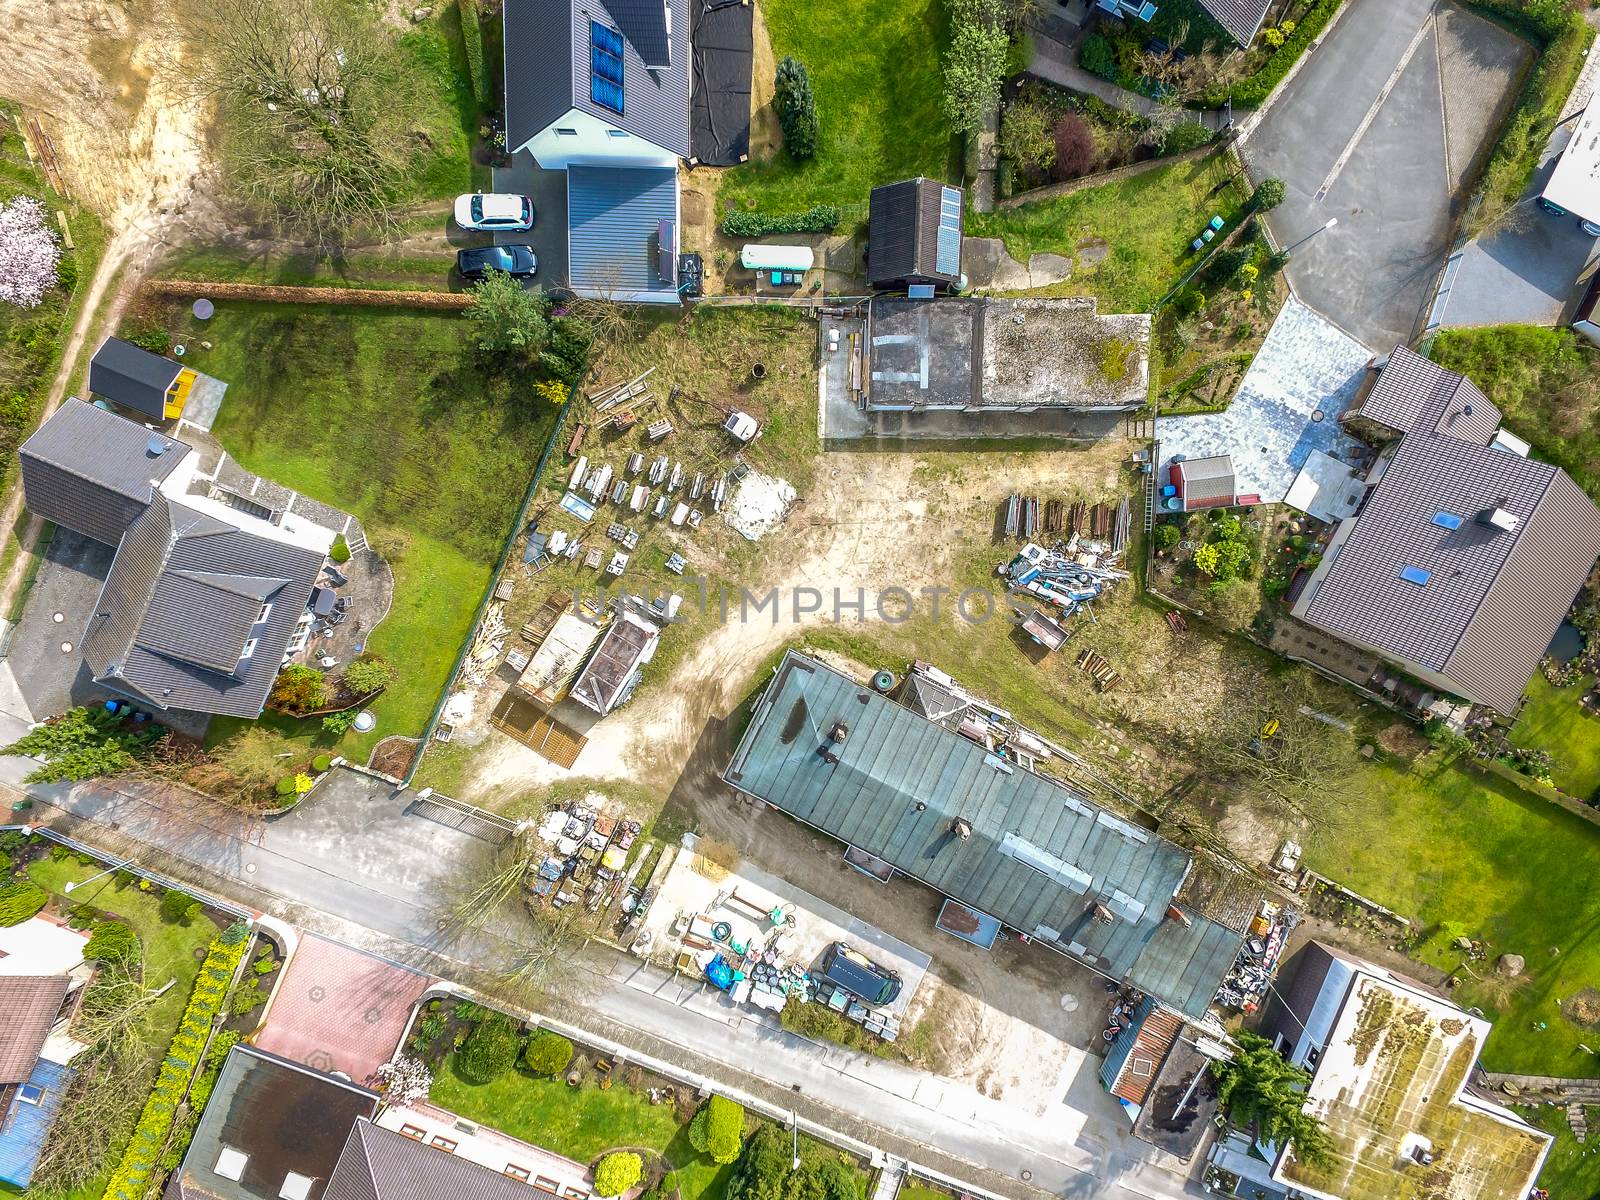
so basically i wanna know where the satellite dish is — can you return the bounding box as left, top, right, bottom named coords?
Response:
left=146, top=435, right=167, bottom=457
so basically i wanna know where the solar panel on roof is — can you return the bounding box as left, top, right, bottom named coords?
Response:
left=935, top=227, right=961, bottom=276
left=590, top=20, right=625, bottom=114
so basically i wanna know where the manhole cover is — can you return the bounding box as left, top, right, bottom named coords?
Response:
left=1311, top=408, right=1325, bottom=422
left=52, top=612, right=63, bottom=623
left=1060, top=993, right=1079, bottom=1012
left=244, top=862, right=257, bottom=874
left=60, top=641, right=72, bottom=653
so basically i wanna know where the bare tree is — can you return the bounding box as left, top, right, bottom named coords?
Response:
left=1138, top=26, right=1244, bottom=120
left=189, top=0, right=430, bottom=244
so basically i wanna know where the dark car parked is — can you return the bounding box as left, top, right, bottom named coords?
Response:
left=819, top=941, right=901, bottom=1006
left=456, top=244, right=539, bottom=281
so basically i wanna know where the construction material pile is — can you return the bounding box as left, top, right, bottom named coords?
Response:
left=1000, top=533, right=1130, bottom=618
left=724, top=470, right=796, bottom=541
left=526, top=794, right=647, bottom=913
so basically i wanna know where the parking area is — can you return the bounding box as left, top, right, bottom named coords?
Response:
left=489, top=151, right=570, bottom=290
left=1245, top=0, right=1533, bottom=350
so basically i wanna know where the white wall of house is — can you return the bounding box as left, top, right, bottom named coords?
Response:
left=522, top=107, right=677, bottom=169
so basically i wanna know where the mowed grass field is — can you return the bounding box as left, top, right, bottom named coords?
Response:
left=172, top=301, right=558, bottom=754
left=1511, top=673, right=1600, bottom=799
left=1308, top=749, right=1600, bottom=1076
left=720, top=0, right=955, bottom=211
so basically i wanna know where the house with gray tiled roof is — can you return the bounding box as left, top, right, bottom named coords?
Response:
left=19, top=399, right=343, bottom=720
left=1293, top=346, right=1600, bottom=715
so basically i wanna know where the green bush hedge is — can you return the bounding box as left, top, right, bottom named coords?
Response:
left=457, top=1012, right=524, bottom=1084
left=688, top=1094, right=745, bottom=1165
left=1471, top=9, right=1591, bottom=230
left=102, top=929, right=248, bottom=1200
left=1162, top=121, right=1213, bottom=154
left=1198, top=0, right=1345, bottom=108
left=595, top=1152, right=644, bottom=1197
left=1079, top=32, right=1118, bottom=83
left=0, top=880, right=47, bottom=926
left=720, top=205, right=840, bottom=237
left=523, top=1030, right=575, bottom=1075
left=458, top=0, right=490, bottom=108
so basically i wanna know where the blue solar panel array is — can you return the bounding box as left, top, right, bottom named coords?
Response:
left=590, top=20, right=625, bottom=115
left=935, top=185, right=962, bottom=276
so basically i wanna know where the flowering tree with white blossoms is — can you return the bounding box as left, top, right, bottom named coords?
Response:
left=372, top=1054, right=432, bottom=1112
left=0, top=196, right=60, bottom=309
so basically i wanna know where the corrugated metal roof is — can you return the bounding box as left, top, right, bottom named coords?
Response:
left=725, top=652, right=1243, bottom=1018
left=567, top=166, right=679, bottom=301
left=326, top=1121, right=564, bottom=1200
left=504, top=0, right=688, bottom=155
left=0, top=1057, right=74, bottom=1189
left=570, top=606, right=658, bottom=712
left=1197, top=0, right=1272, bottom=45
left=83, top=494, right=324, bottom=718
left=1101, top=997, right=1185, bottom=1107
left=868, top=178, right=962, bottom=288
left=0, top=977, right=67, bottom=1085
left=88, top=337, right=182, bottom=420
left=20, top=399, right=189, bottom=547
left=1351, top=345, right=1501, bottom=444
left=1299, top=431, right=1600, bottom=713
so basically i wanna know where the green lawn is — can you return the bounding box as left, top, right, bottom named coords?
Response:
left=27, top=855, right=218, bottom=1200
left=1510, top=673, right=1600, bottom=799
left=399, top=7, right=491, bottom=201
left=1430, top=326, right=1600, bottom=500
left=966, top=152, right=1249, bottom=312
left=430, top=1055, right=734, bottom=1200
left=719, top=0, right=955, bottom=212
left=144, top=301, right=559, bottom=759
left=1517, top=1103, right=1600, bottom=1196
left=1307, top=750, right=1600, bottom=1075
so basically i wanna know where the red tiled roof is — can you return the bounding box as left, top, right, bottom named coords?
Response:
left=1111, top=1006, right=1183, bottom=1107
left=0, top=975, right=69, bottom=1084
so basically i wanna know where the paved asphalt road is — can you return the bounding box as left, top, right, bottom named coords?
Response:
left=2, top=762, right=1205, bottom=1200
left=1244, top=0, right=1530, bottom=350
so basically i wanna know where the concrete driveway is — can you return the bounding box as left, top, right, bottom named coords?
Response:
left=6, top=529, right=115, bottom=724
left=1244, top=0, right=1532, bottom=350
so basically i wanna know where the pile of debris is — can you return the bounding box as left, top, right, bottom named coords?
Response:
left=1005, top=495, right=1132, bottom=547
left=724, top=469, right=796, bottom=541
left=1213, top=900, right=1297, bottom=1013
left=999, top=533, right=1130, bottom=619
left=526, top=795, right=647, bottom=914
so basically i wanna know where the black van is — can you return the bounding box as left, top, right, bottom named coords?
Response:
left=819, top=942, right=902, bottom=1006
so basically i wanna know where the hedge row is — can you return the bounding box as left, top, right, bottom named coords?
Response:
left=1197, top=0, right=1345, bottom=108
left=458, top=0, right=490, bottom=109
left=720, top=205, right=840, bottom=237
left=1470, top=8, right=1592, bottom=231
left=102, top=927, right=249, bottom=1200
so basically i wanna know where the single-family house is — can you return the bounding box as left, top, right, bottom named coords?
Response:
left=19, top=399, right=342, bottom=719
left=1193, top=0, right=1273, bottom=45
left=724, top=651, right=1261, bottom=1021
left=327, top=1117, right=568, bottom=1200
left=164, top=1045, right=379, bottom=1200
left=1293, top=346, right=1600, bottom=715
left=88, top=336, right=199, bottom=422
left=0, top=917, right=94, bottom=1191
left=1206, top=941, right=1551, bottom=1200
left=867, top=178, right=964, bottom=293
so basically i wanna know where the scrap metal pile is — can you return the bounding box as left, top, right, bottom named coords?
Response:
left=526, top=798, right=646, bottom=915
left=1213, top=899, right=1298, bottom=1013
left=1000, top=531, right=1131, bottom=618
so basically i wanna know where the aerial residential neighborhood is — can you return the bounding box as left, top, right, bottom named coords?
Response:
left=6, top=0, right=1600, bottom=1197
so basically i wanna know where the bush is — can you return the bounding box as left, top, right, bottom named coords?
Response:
left=457, top=1012, right=523, bottom=1084
left=1194, top=539, right=1251, bottom=580
left=0, top=831, right=26, bottom=854
left=1174, top=287, right=1206, bottom=317
left=466, top=270, right=552, bottom=357
left=688, top=1094, right=746, bottom=1165
left=541, top=315, right=594, bottom=385
left=1051, top=113, right=1097, bottom=181
left=343, top=654, right=395, bottom=695
left=271, top=665, right=328, bottom=713
left=1162, top=120, right=1212, bottom=155
left=1205, top=246, right=1254, bottom=286
left=773, top=56, right=819, bottom=159
left=160, top=888, right=202, bottom=924
left=1001, top=97, right=1057, bottom=177
left=457, top=0, right=489, bottom=107
left=1250, top=177, right=1285, bottom=212
left=322, top=710, right=358, bottom=736
left=1153, top=523, right=1181, bottom=550
left=720, top=205, right=839, bottom=238
left=85, top=919, right=141, bottom=965
left=523, top=1030, right=575, bottom=1075
left=595, top=1153, right=644, bottom=1198
left=0, top=880, right=46, bottom=926
left=1199, top=0, right=1344, bottom=107
left=230, top=979, right=269, bottom=1015
left=312, top=754, right=333, bottom=772
left=942, top=0, right=1010, bottom=134
left=1079, top=32, right=1118, bottom=82
left=329, top=534, right=352, bottom=563
left=1, top=705, right=165, bottom=783
left=124, top=326, right=172, bottom=355
left=275, top=776, right=297, bottom=797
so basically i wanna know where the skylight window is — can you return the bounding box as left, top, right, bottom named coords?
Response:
left=1432, top=511, right=1463, bottom=530
left=1400, top=565, right=1431, bottom=585
left=590, top=21, right=625, bottom=115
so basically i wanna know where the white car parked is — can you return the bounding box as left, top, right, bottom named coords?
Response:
left=453, top=193, right=535, bottom=232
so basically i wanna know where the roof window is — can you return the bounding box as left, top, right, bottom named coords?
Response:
left=1431, top=511, right=1463, bottom=530
left=1400, top=565, right=1431, bottom=585
left=216, top=1148, right=249, bottom=1181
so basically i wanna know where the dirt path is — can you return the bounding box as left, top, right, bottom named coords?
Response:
left=0, top=0, right=218, bottom=619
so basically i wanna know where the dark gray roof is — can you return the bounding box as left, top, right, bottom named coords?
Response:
left=88, top=337, right=182, bottom=420
left=167, top=1045, right=377, bottom=1200
left=325, top=1120, right=563, bottom=1200
left=868, top=178, right=962, bottom=289
left=725, top=652, right=1244, bottom=1019
left=567, top=166, right=680, bottom=301
left=1299, top=431, right=1600, bottom=714
left=82, top=493, right=324, bottom=718
left=1198, top=0, right=1272, bottom=45
left=504, top=0, right=689, bottom=155
left=1349, top=345, right=1501, bottom=444
left=571, top=605, right=658, bottom=712
left=20, top=399, right=189, bottom=547
left=0, top=976, right=68, bottom=1086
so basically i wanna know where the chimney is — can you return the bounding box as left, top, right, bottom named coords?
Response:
left=951, top=817, right=972, bottom=840
left=829, top=720, right=848, bottom=744
left=1477, top=505, right=1519, bottom=533
left=1165, top=904, right=1192, bottom=927
left=1091, top=902, right=1114, bottom=925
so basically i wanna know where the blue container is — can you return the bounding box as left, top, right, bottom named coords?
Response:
left=1210, top=216, right=1225, bottom=231
left=1161, top=484, right=1177, bottom=497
